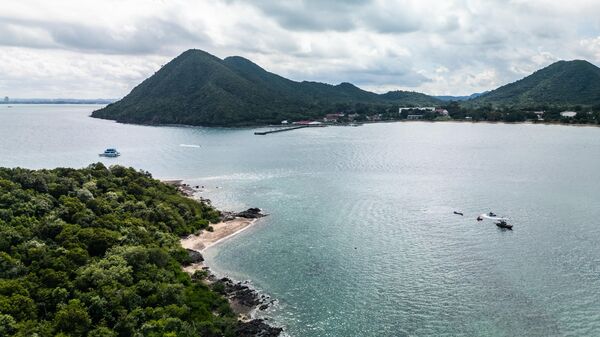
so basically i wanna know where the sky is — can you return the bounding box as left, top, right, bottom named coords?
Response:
left=2, top=0, right=600, bottom=98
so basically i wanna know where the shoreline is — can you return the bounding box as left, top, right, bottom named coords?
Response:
left=167, top=179, right=282, bottom=335
left=181, top=216, right=258, bottom=253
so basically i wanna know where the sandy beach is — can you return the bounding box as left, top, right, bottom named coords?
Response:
left=181, top=217, right=257, bottom=252
left=181, top=217, right=264, bottom=317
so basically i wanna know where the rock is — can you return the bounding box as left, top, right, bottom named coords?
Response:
left=215, top=277, right=268, bottom=308
left=186, top=249, right=204, bottom=264
left=236, top=319, right=283, bottom=337
left=235, top=208, right=266, bottom=219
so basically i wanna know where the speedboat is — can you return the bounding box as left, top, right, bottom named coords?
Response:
left=495, top=220, right=513, bottom=230
left=488, top=212, right=497, bottom=217
left=99, top=148, right=120, bottom=157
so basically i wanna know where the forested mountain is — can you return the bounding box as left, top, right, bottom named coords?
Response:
left=0, top=164, right=243, bottom=336
left=472, top=60, right=600, bottom=106
left=91, top=49, right=441, bottom=126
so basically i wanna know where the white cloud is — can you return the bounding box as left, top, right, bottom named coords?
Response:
left=1, top=0, right=599, bottom=98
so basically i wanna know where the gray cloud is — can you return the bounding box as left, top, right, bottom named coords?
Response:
left=2, top=0, right=600, bottom=98
left=0, top=16, right=208, bottom=54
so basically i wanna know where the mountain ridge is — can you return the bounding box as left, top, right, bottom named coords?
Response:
left=92, top=49, right=441, bottom=126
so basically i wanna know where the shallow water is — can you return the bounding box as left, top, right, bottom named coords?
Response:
left=2, top=104, right=600, bottom=336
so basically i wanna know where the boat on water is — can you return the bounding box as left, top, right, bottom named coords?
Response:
left=495, top=220, right=513, bottom=230
left=99, top=148, right=120, bottom=157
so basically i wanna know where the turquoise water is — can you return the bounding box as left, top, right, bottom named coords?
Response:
left=2, top=104, right=600, bottom=336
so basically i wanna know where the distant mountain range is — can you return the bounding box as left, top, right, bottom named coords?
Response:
left=92, top=49, right=600, bottom=126
left=434, top=92, right=487, bottom=101
left=92, top=49, right=441, bottom=126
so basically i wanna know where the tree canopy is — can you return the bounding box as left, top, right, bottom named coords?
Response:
left=0, top=164, right=239, bottom=336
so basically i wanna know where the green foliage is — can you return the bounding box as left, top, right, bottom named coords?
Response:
left=0, top=164, right=236, bottom=336
left=91, top=49, right=440, bottom=126
left=472, top=60, right=600, bottom=107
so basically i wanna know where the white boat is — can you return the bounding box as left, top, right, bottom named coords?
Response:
left=99, top=148, right=120, bottom=157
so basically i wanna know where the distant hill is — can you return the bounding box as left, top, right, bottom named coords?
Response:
left=92, top=49, right=440, bottom=126
left=381, top=90, right=443, bottom=105
left=435, top=92, right=487, bottom=102
left=472, top=60, right=600, bottom=106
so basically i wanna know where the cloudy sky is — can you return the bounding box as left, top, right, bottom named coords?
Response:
left=2, top=0, right=600, bottom=98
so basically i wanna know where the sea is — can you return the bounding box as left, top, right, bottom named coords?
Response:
left=2, top=104, right=600, bottom=337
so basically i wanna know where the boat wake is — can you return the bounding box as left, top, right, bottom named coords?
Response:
left=479, top=214, right=509, bottom=221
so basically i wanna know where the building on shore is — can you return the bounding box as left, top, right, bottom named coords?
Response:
left=560, top=111, right=577, bottom=118
left=347, top=113, right=360, bottom=121
left=3, top=96, right=8, bottom=103
left=399, top=107, right=435, bottom=114
left=407, top=115, right=423, bottom=120
left=435, top=108, right=449, bottom=116
left=292, top=120, right=323, bottom=126
left=366, top=114, right=382, bottom=121
left=323, top=113, right=345, bottom=122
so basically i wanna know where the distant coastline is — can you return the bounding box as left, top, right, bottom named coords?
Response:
left=0, top=99, right=116, bottom=104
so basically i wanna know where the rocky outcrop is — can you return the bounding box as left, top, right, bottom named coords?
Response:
left=221, top=208, right=267, bottom=221
left=186, top=248, right=204, bottom=264
left=215, top=277, right=269, bottom=308
left=236, top=319, right=283, bottom=337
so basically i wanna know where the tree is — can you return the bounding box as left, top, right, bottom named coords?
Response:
left=53, top=299, right=92, bottom=336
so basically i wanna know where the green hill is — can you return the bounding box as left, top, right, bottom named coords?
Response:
left=381, top=90, right=443, bottom=106
left=472, top=60, right=600, bottom=107
left=92, top=49, right=440, bottom=126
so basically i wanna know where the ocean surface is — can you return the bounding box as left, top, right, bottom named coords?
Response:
left=2, top=104, right=600, bottom=337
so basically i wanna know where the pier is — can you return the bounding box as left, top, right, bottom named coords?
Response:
left=254, top=125, right=309, bottom=135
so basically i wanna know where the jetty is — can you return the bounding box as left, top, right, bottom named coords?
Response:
left=254, top=125, right=308, bottom=135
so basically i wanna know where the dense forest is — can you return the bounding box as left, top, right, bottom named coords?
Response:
left=0, top=164, right=243, bottom=336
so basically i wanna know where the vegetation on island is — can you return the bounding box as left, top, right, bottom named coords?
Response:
left=0, top=164, right=243, bottom=337
left=92, top=49, right=600, bottom=127
left=91, top=49, right=441, bottom=126
left=471, top=60, right=600, bottom=107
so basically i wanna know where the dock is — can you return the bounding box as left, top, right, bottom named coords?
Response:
left=254, top=125, right=308, bottom=135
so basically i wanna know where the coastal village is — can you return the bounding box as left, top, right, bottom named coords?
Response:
left=268, top=106, right=593, bottom=132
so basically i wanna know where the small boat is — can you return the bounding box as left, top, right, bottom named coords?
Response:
left=495, top=220, right=513, bottom=230
left=477, top=216, right=483, bottom=221
left=453, top=211, right=464, bottom=216
left=488, top=212, right=497, bottom=217
left=99, top=148, right=120, bottom=157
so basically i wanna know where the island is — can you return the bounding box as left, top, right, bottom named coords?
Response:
left=92, top=49, right=600, bottom=127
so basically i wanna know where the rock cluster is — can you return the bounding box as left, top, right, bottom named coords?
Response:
left=236, top=319, right=283, bottom=337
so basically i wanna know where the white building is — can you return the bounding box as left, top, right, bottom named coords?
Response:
left=560, top=111, right=577, bottom=118
left=399, top=107, right=435, bottom=114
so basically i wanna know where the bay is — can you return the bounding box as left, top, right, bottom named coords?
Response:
left=2, top=104, right=600, bottom=336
